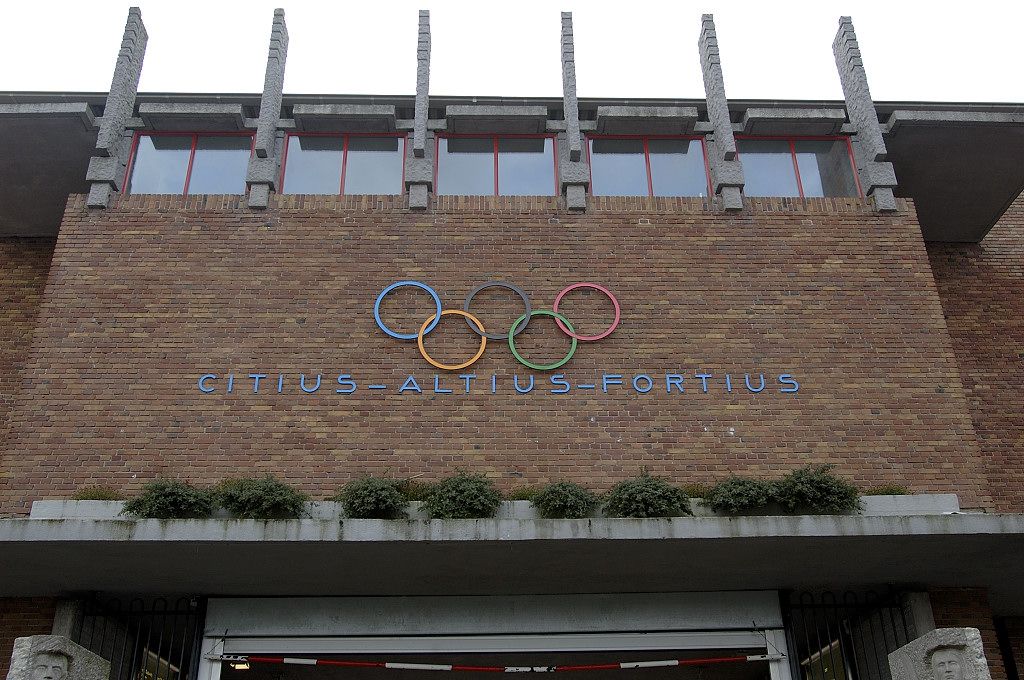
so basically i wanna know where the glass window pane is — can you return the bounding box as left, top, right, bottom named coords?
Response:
left=128, top=135, right=191, bottom=194
left=497, top=138, right=554, bottom=196
left=737, top=139, right=800, bottom=197
left=437, top=137, right=494, bottom=195
left=187, top=136, right=251, bottom=195
left=283, top=136, right=343, bottom=194
left=648, top=139, right=708, bottom=197
left=589, top=138, right=648, bottom=196
left=795, top=140, right=859, bottom=198
left=343, top=136, right=405, bottom=195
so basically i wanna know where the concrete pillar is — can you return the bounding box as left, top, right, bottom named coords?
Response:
left=832, top=16, right=898, bottom=212
left=698, top=15, right=743, bottom=211
left=558, top=12, right=588, bottom=212
left=86, top=7, right=148, bottom=208
left=247, top=9, right=289, bottom=209
left=405, top=10, right=432, bottom=210
left=49, top=600, right=85, bottom=639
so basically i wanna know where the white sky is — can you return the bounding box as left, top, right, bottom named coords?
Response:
left=6, top=0, right=1023, bottom=103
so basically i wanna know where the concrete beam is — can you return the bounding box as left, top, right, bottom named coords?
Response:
left=560, top=13, right=582, bottom=162
left=698, top=15, right=744, bottom=211
left=247, top=9, right=288, bottom=209
left=413, top=10, right=431, bottom=158
left=596, top=106, right=698, bottom=135
left=292, top=104, right=397, bottom=132
left=445, top=105, right=548, bottom=134
left=87, top=7, right=147, bottom=208
left=741, top=108, right=846, bottom=135
left=137, top=103, right=246, bottom=131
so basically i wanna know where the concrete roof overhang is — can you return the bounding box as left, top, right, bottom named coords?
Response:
left=2, top=513, right=1024, bottom=615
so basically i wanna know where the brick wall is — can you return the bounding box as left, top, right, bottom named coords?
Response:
left=0, top=194, right=987, bottom=512
left=927, top=192, right=1024, bottom=512
left=0, top=238, right=54, bottom=475
left=930, top=588, right=1007, bottom=680
left=0, top=597, right=55, bottom=679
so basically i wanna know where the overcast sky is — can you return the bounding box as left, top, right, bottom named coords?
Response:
left=6, top=0, right=1022, bottom=103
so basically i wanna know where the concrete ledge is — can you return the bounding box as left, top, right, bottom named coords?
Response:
left=596, top=106, right=698, bottom=134
left=0, top=103, right=95, bottom=130
left=292, top=104, right=397, bottom=133
left=741, top=108, right=846, bottom=135
left=445, top=105, right=548, bottom=134
left=138, top=103, right=246, bottom=131
left=885, top=109, right=1024, bottom=135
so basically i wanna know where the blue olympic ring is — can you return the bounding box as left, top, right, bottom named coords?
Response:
left=374, top=280, right=443, bottom=340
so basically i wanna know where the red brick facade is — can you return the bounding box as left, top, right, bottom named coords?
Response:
left=0, top=194, right=989, bottom=512
left=0, top=598, right=55, bottom=679
left=930, top=588, right=1007, bottom=680
left=927, top=193, right=1024, bottom=513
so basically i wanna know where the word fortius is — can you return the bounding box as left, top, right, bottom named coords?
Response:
left=196, top=372, right=801, bottom=395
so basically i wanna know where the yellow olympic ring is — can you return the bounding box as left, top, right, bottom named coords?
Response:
left=417, top=310, right=488, bottom=371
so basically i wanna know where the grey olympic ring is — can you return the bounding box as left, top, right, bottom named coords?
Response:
left=463, top=281, right=532, bottom=340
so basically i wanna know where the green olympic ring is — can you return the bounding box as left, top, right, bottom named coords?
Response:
left=507, top=310, right=578, bottom=371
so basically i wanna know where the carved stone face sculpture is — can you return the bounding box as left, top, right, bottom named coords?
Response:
left=31, top=652, right=70, bottom=680
left=930, top=647, right=965, bottom=680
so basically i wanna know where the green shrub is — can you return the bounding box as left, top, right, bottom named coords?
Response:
left=333, top=477, right=407, bottom=519
left=424, top=473, right=501, bottom=519
left=603, top=474, right=692, bottom=518
left=397, top=479, right=434, bottom=502
left=704, top=477, right=776, bottom=514
left=680, top=482, right=711, bottom=499
left=122, top=480, right=216, bottom=519
left=862, top=483, right=911, bottom=496
left=505, top=485, right=542, bottom=501
left=774, top=465, right=860, bottom=514
left=72, top=486, right=125, bottom=501
left=216, top=475, right=308, bottom=519
left=531, top=481, right=599, bottom=519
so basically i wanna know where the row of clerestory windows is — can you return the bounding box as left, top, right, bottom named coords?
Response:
left=125, top=131, right=861, bottom=199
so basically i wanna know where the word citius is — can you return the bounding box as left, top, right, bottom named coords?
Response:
left=196, top=371, right=800, bottom=396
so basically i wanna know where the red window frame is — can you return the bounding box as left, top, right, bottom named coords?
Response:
left=123, top=131, right=256, bottom=196
left=434, top=133, right=559, bottom=197
left=279, top=132, right=408, bottom=195
left=734, top=135, right=864, bottom=199
left=584, top=135, right=713, bottom=198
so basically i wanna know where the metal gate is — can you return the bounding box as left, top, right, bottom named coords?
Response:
left=782, top=591, right=915, bottom=680
left=71, top=596, right=206, bottom=680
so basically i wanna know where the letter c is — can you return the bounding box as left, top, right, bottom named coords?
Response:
left=198, top=374, right=217, bottom=393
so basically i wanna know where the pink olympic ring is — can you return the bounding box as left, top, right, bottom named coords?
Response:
left=552, top=282, right=621, bottom=341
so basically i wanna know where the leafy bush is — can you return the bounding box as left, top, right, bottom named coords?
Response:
left=216, top=475, right=308, bottom=519
left=424, top=473, right=501, bottom=519
left=532, top=481, right=599, bottom=519
left=505, top=485, right=542, bottom=501
left=122, top=480, right=216, bottom=519
left=862, top=483, right=910, bottom=496
left=333, top=477, right=407, bottom=519
left=72, top=486, right=125, bottom=501
left=773, top=465, right=860, bottom=514
left=704, top=477, right=776, bottom=514
left=396, top=479, right=434, bottom=502
left=603, top=474, right=692, bottom=518
left=680, top=482, right=710, bottom=499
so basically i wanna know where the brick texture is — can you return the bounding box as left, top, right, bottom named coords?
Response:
left=0, top=194, right=987, bottom=513
left=930, top=588, right=1007, bottom=680
left=0, top=239, right=55, bottom=463
left=0, top=597, right=55, bottom=679
left=927, top=192, right=1024, bottom=512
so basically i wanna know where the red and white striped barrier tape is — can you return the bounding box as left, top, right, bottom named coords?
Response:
left=215, top=654, right=782, bottom=673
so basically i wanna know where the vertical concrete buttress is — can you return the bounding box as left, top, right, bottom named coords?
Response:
left=406, top=10, right=432, bottom=209
left=832, top=17, right=898, bottom=212
left=86, top=7, right=148, bottom=208
left=558, top=12, right=588, bottom=211
left=698, top=15, right=744, bottom=211
left=247, top=8, right=289, bottom=209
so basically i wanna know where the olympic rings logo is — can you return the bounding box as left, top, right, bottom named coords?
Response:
left=374, top=280, right=620, bottom=371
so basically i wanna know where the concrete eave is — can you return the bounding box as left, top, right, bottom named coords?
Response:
left=2, top=513, right=1024, bottom=614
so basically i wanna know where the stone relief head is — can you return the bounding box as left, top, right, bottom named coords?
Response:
left=927, top=646, right=966, bottom=680
left=30, top=650, right=72, bottom=680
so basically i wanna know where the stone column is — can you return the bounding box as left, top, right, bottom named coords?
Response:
left=86, top=7, right=147, bottom=208
left=889, top=628, right=993, bottom=680
left=6, top=635, right=109, bottom=680
left=698, top=15, right=743, bottom=211
left=833, top=16, right=898, bottom=212
left=406, top=10, right=432, bottom=210
left=559, top=12, right=588, bottom=212
left=247, top=9, right=289, bottom=209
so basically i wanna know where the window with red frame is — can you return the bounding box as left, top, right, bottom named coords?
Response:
left=587, top=137, right=710, bottom=197
left=281, top=134, right=406, bottom=195
left=126, top=133, right=254, bottom=195
left=436, top=135, right=556, bottom=196
left=736, top=137, right=861, bottom=198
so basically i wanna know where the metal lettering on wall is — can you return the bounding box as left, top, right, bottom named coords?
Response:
left=196, top=279, right=800, bottom=397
